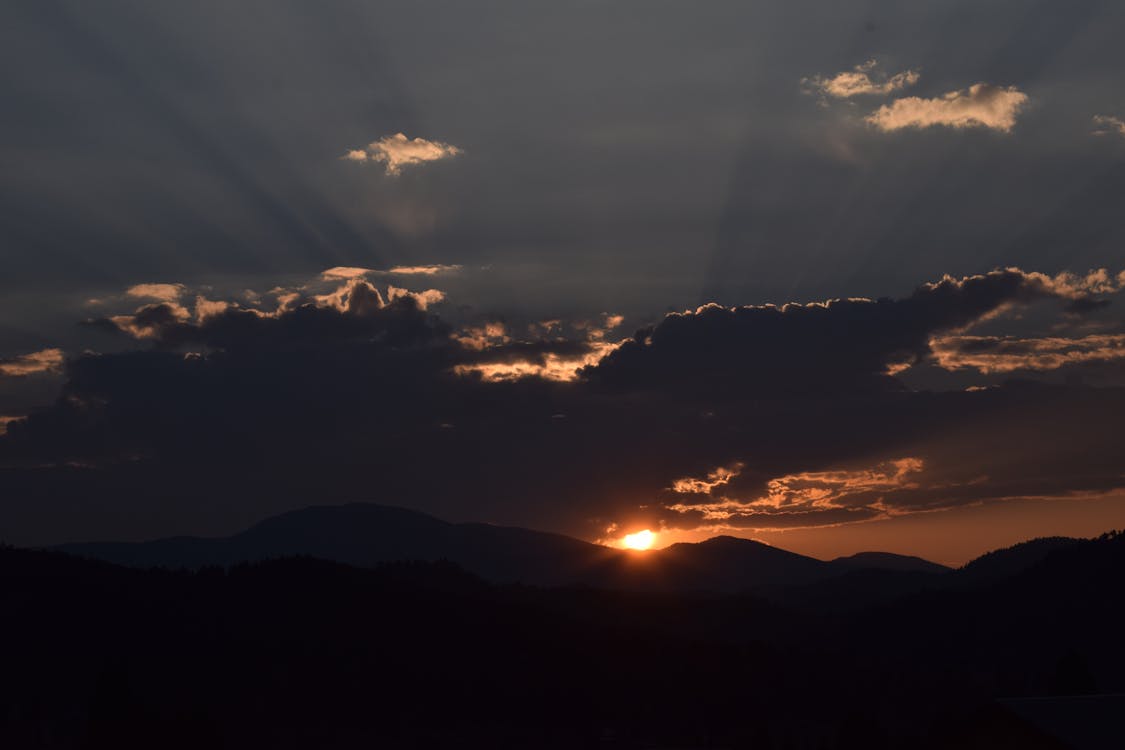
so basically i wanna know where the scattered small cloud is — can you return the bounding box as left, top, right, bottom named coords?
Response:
left=866, top=83, right=1029, bottom=133
left=343, top=133, right=462, bottom=176
left=126, top=283, right=186, bottom=303
left=0, top=348, right=65, bottom=377
left=321, top=265, right=462, bottom=281
left=386, top=264, right=462, bottom=276
left=671, top=464, right=743, bottom=494
left=802, top=59, right=919, bottom=99
left=321, top=267, right=376, bottom=281
left=1092, top=114, right=1125, bottom=138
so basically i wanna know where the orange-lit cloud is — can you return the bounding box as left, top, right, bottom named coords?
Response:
left=671, top=463, right=743, bottom=494
left=321, top=266, right=376, bottom=281
left=452, top=339, right=622, bottom=383
left=386, top=285, right=445, bottom=310
left=344, top=133, right=462, bottom=175
left=867, top=83, right=1028, bottom=132
left=0, top=348, right=65, bottom=377
left=930, top=333, right=1125, bottom=374
left=312, top=278, right=386, bottom=315
left=1092, top=114, right=1125, bottom=138
left=454, top=322, right=510, bottom=351
left=387, top=264, right=462, bottom=276
left=0, top=415, right=22, bottom=435
left=322, top=265, right=461, bottom=280
left=194, top=296, right=232, bottom=323
left=126, top=283, right=186, bottom=303
left=665, top=458, right=926, bottom=529
left=803, top=59, right=919, bottom=99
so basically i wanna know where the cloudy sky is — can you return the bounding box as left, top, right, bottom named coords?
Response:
left=2, top=0, right=1125, bottom=562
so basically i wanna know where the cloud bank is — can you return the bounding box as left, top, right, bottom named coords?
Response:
left=3, top=268, right=1125, bottom=546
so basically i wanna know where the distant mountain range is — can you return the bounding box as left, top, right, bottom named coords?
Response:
left=7, top=516, right=1123, bottom=747
left=54, top=502, right=1083, bottom=597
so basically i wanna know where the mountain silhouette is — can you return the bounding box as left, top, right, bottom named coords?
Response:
left=6, top=528, right=1123, bottom=748
left=831, top=551, right=951, bottom=575
left=56, top=503, right=950, bottom=593
left=957, top=536, right=1081, bottom=585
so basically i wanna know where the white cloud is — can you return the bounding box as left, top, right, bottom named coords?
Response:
left=803, top=59, right=920, bottom=99
left=343, top=133, right=462, bottom=175
left=867, top=83, right=1029, bottom=133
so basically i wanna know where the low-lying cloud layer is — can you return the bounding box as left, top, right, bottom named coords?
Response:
left=2, top=267, right=1124, bottom=546
left=931, top=334, right=1125, bottom=374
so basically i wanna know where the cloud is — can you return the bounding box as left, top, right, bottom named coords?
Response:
left=583, top=268, right=1107, bottom=396
left=931, top=334, right=1125, bottom=374
left=6, top=268, right=1125, bottom=545
left=386, top=286, right=445, bottom=310
left=94, top=269, right=457, bottom=343
left=0, top=348, right=65, bottom=377
left=664, top=458, right=926, bottom=530
left=344, top=133, right=462, bottom=175
left=386, top=265, right=462, bottom=276
left=866, top=83, right=1029, bottom=133
left=1092, top=115, right=1125, bottom=138
left=0, top=416, right=22, bottom=435
left=452, top=339, right=618, bottom=382
left=321, top=267, right=376, bottom=281
left=321, top=265, right=462, bottom=281
left=126, top=283, right=187, bottom=303
left=454, top=322, right=510, bottom=351
left=671, top=463, right=742, bottom=494
left=802, top=59, right=919, bottom=99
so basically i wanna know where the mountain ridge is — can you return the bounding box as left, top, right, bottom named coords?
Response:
left=56, top=502, right=1077, bottom=596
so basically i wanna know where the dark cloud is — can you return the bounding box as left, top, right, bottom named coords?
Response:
left=4, top=269, right=1125, bottom=547
left=585, top=268, right=1111, bottom=396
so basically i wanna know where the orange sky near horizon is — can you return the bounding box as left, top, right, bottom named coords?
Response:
left=622, top=491, right=1125, bottom=567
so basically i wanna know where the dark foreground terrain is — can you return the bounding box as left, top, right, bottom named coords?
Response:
left=3, top=529, right=1123, bottom=749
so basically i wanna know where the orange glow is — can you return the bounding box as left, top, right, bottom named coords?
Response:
left=622, top=529, right=656, bottom=550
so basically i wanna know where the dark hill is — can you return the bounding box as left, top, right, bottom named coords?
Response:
left=958, top=536, right=1081, bottom=585
left=830, top=551, right=951, bottom=575
left=57, top=503, right=968, bottom=595
left=57, top=504, right=869, bottom=592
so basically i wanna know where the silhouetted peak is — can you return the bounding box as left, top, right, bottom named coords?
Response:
left=831, top=551, right=950, bottom=574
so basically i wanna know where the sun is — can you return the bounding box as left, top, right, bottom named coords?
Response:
left=622, top=529, right=656, bottom=550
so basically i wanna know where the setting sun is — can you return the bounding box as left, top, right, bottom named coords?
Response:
left=622, top=529, right=656, bottom=550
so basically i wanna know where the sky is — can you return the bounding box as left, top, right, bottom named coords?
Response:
left=2, top=0, right=1125, bottom=563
